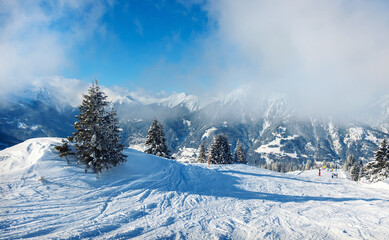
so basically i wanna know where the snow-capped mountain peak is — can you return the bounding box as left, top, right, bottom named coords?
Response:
left=157, top=92, right=202, bottom=112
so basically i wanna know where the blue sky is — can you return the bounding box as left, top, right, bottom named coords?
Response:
left=1, top=0, right=389, bottom=115
left=64, top=1, right=210, bottom=92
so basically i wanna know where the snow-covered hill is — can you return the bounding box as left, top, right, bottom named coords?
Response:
left=1, top=138, right=389, bottom=239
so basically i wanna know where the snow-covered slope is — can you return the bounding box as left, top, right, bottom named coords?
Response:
left=1, top=138, right=389, bottom=239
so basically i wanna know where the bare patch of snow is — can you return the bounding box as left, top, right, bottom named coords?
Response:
left=31, top=125, right=41, bottom=131
left=261, top=119, right=270, bottom=134
left=345, top=127, right=364, bottom=143
left=328, top=122, right=342, bottom=155
left=172, top=147, right=197, bottom=163
left=255, top=135, right=301, bottom=159
left=17, top=122, right=27, bottom=129
left=183, top=119, right=191, bottom=127
left=365, top=130, right=381, bottom=145
left=202, top=127, right=217, bottom=140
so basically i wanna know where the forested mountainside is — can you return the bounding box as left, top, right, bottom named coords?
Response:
left=2, top=86, right=389, bottom=165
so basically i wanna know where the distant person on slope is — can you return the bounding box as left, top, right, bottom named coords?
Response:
left=319, top=168, right=321, bottom=176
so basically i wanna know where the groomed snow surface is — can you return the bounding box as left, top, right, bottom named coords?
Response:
left=1, top=138, right=389, bottom=239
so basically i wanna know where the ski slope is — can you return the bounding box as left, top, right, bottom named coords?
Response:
left=1, top=138, right=389, bottom=239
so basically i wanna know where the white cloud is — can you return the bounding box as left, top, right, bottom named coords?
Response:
left=0, top=0, right=112, bottom=97
left=31, top=76, right=89, bottom=107
left=201, top=0, right=389, bottom=117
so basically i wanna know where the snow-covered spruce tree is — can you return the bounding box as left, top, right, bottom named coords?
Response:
left=271, top=162, right=281, bottom=172
left=234, top=140, right=247, bottom=164
left=197, top=141, right=207, bottom=163
left=350, top=162, right=361, bottom=181
left=72, top=80, right=126, bottom=173
left=359, top=163, right=366, bottom=181
left=366, top=139, right=389, bottom=182
left=145, top=119, right=170, bottom=158
left=305, top=160, right=313, bottom=170
left=103, top=108, right=127, bottom=167
left=54, top=139, right=74, bottom=163
left=343, top=154, right=356, bottom=172
left=208, top=134, right=232, bottom=164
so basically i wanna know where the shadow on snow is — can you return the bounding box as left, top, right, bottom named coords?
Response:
left=105, top=151, right=386, bottom=204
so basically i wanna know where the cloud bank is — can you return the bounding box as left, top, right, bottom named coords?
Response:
left=199, top=0, right=389, bottom=118
left=0, top=0, right=112, bottom=97
left=2, top=0, right=389, bottom=121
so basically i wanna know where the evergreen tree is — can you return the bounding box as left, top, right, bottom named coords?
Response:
left=145, top=119, right=170, bottom=158
left=234, top=140, right=247, bottom=164
left=343, top=154, right=356, bottom=172
left=54, top=139, right=74, bottom=163
left=271, top=162, right=281, bottom=172
left=367, top=139, right=389, bottom=182
left=103, top=108, right=127, bottom=167
left=208, top=134, right=232, bottom=164
left=71, top=80, right=126, bottom=173
left=359, top=162, right=366, bottom=181
left=350, top=162, right=360, bottom=181
left=197, top=141, right=207, bottom=163
left=305, top=160, right=313, bottom=170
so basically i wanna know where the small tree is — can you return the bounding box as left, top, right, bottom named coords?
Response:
left=208, top=134, right=232, bottom=164
left=103, top=108, right=127, bottom=167
left=366, top=139, right=389, bottom=182
left=305, top=160, right=313, bottom=170
left=343, top=154, right=356, bottom=172
left=350, top=162, right=360, bottom=181
left=234, top=140, right=247, bottom=164
left=145, top=119, right=170, bottom=158
left=197, top=141, right=207, bottom=163
left=359, top=162, right=366, bottom=181
left=54, top=139, right=74, bottom=164
left=272, top=162, right=281, bottom=172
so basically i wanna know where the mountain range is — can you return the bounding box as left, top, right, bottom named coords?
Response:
left=1, top=82, right=389, bottom=166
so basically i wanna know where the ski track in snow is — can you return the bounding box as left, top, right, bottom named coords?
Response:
left=1, top=138, right=389, bottom=239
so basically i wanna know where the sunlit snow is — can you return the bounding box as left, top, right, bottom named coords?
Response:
left=1, top=138, right=389, bottom=239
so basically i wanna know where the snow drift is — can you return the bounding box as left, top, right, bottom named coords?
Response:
left=1, top=138, right=389, bottom=239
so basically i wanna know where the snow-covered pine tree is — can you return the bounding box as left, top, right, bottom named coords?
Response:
left=305, top=160, right=313, bottom=170
left=366, top=139, right=389, bottom=182
left=103, top=108, right=127, bottom=168
left=54, top=139, right=74, bottom=163
left=234, top=140, right=247, bottom=164
left=197, top=141, right=207, bottom=163
left=350, top=162, right=360, bottom=181
left=208, top=134, right=232, bottom=164
left=343, top=154, right=356, bottom=172
left=72, top=80, right=126, bottom=173
left=359, top=162, right=366, bottom=181
left=272, top=162, right=281, bottom=172
left=145, top=119, right=159, bottom=155
left=157, top=121, right=169, bottom=158
left=145, top=119, right=170, bottom=158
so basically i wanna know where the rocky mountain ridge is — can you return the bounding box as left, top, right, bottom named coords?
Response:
left=1, top=84, right=389, bottom=166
